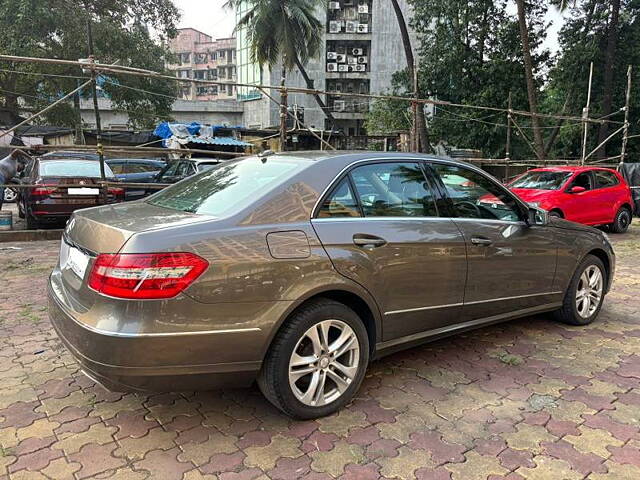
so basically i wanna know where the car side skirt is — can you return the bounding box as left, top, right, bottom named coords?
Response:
left=374, top=301, right=562, bottom=359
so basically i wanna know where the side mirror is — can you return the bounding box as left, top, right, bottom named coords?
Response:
left=570, top=185, right=586, bottom=194
left=527, top=207, right=549, bottom=226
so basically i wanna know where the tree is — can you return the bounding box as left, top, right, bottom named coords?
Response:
left=227, top=0, right=335, bottom=127
left=0, top=0, right=179, bottom=129
left=390, top=0, right=431, bottom=152
left=515, top=0, right=545, bottom=160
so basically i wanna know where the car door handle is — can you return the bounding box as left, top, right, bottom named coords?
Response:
left=471, top=236, right=493, bottom=246
left=353, top=234, right=387, bottom=248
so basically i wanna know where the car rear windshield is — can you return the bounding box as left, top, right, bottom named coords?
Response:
left=510, top=171, right=572, bottom=190
left=39, top=160, right=114, bottom=178
left=146, top=158, right=306, bottom=216
left=197, top=163, right=219, bottom=172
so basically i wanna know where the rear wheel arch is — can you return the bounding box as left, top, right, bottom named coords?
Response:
left=549, top=208, right=564, bottom=218
left=266, top=288, right=381, bottom=358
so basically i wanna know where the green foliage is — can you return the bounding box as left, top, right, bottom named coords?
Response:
left=227, top=0, right=323, bottom=71
left=0, top=0, right=180, bottom=129
left=365, top=95, right=412, bottom=135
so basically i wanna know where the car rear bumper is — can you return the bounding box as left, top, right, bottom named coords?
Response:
left=48, top=279, right=266, bottom=392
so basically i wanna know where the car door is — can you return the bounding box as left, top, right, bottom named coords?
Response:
left=562, top=171, right=597, bottom=224
left=311, top=160, right=468, bottom=342
left=592, top=169, right=622, bottom=223
left=430, top=162, right=559, bottom=321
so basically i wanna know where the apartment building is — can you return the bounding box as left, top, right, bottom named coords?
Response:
left=166, top=28, right=237, bottom=101
left=236, top=0, right=416, bottom=135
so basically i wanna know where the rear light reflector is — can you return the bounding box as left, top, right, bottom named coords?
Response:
left=32, top=185, right=57, bottom=196
left=108, top=187, right=125, bottom=195
left=88, top=252, right=208, bottom=299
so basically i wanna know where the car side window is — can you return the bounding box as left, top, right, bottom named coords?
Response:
left=432, top=164, right=522, bottom=222
left=569, top=172, right=594, bottom=191
left=317, top=178, right=361, bottom=218
left=109, top=163, right=126, bottom=174
left=349, top=162, right=438, bottom=217
left=594, top=170, right=619, bottom=189
left=160, top=162, right=179, bottom=179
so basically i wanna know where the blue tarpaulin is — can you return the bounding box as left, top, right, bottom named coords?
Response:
left=185, top=136, right=253, bottom=146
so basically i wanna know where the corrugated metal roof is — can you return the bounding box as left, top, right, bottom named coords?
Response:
left=186, top=136, right=253, bottom=147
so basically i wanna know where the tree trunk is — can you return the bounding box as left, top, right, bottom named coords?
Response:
left=390, top=0, right=432, bottom=153
left=279, top=62, right=288, bottom=152
left=596, top=0, right=621, bottom=159
left=516, top=0, right=545, bottom=161
left=293, top=55, right=335, bottom=131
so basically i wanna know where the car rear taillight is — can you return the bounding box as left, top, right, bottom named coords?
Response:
left=108, top=187, right=125, bottom=196
left=32, top=185, right=57, bottom=196
left=88, top=252, right=208, bottom=299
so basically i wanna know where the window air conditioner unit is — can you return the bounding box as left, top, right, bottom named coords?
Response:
left=357, top=23, right=369, bottom=33
left=355, top=64, right=366, bottom=72
left=358, top=4, right=369, bottom=13
left=329, top=21, right=342, bottom=33
left=336, top=54, right=347, bottom=63
left=352, top=48, right=364, bottom=56
left=329, top=1, right=340, bottom=9
left=327, top=62, right=338, bottom=72
left=358, top=56, right=368, bottom=64
left=334, top=100, right=346, bottom=111
left=327, top=51, right=338, bottom=60
left=346, top=21, right=357, bottom=33
left=348, top=65, right=355, bottom=72
left=347, top=56, right=357, bottom=65
left=338, top=64, right=348, bottom=72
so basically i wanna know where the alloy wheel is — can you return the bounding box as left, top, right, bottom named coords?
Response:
left=288, top=319, right=360, bottom=407
left=575, top=265, right=604, bottom=318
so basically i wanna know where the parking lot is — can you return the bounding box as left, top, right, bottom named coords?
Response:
left=0, top=228, right=638, bottom=480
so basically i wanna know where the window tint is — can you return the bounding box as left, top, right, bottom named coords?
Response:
left=39, top=160, right=114, bottom=178
left=159, top=161, right=179, bottom=178
left=317, top=178, right=361, bottom=218
left=594, top=170, right=619, bottom=188
left=570, top=172, right=594, bottom=191
left=175, top=161, right=193, bottom=177
left=147, top=158, right=305, bottom=217
left=433, top=164, right=522, bottom=222
left=197, top=163, right=219, bottom=172
left=108, top=163, right=126, bottom=174
left=350, top=162, right=438, bottom=217
left=130, top=162, right=162, bottom=173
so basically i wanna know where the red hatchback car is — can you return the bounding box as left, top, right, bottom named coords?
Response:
left=508, top=166, right=633, bottom=233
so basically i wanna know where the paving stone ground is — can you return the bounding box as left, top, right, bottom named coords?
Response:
left=0, top=226, right=639, bottom=479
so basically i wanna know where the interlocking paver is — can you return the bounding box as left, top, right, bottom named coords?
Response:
left=0, top=229, right=639, bottom=479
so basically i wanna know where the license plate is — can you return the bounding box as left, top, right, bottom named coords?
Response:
left=66, top=245, right=90, bottom=279
left=68, top=187, right=99, bottom=195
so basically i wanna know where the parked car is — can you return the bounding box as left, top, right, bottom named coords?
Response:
left=106, top=158, right=166, bottom=201
left=154, top=158, right=222, bottom=184
left=49, top=152, right=614, bottom=418
left=18, top=157, right=124, bottom=229
left=507, top=166, right=633, bottom=233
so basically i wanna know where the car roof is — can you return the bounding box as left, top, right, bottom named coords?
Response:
left=525, top=166, right=616, bottom=173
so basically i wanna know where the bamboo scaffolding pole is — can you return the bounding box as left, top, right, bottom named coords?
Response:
left=0, top=54, right=624, bottom=127
left=505, top=92, right=512, bottom=181
left=583, top=125, right=625, bottom=162
left=580, top=62, right=594, bottom=166
left=619, top=66, right=632, bottom=167
left=29, top=144, right=246, bottom=157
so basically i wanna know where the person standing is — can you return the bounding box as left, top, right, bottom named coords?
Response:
left=0, top=149, right=30, bottom=211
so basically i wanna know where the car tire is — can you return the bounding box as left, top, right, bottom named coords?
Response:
left=554, top=254, right=607, bottom=326
left=26, top=214, right=40, bottom=230
left=549, top=210, right=563, bottom=219
left=3, top=187, right=17, bottom=203
left=257, top=299, right=369, bottom=419
left=609, top=207, right=632, bottom=234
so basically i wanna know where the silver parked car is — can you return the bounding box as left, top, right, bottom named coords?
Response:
left=49, top=152, right=615, bottom=418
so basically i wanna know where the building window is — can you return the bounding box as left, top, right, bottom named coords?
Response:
left=177, top=70, right=191, bottom=79
left=194, top=70, right=207, bottom=80
left=179, top=53, right=191, bottom=64
left=326, top=40, right=369, bottom=73
left=195, top=53, right=208, bottom=64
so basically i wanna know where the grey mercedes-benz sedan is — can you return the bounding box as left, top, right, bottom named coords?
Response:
left=49, top=152, right=615, bottom=418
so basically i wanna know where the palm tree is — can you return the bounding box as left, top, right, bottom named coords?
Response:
left=225, top=0, right=335, bottom=130
left=515, top=0, right=545, bottom=161
left=390, top=0, right=431, bottom=153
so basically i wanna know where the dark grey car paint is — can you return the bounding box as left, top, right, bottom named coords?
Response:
left=48, top=152, right=615, bottom=392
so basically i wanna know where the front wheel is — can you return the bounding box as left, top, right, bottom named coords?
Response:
left=609, top=207, right=632, bottom=234
left=258, top=299, right=369, bottom=419
left=554, top=254, right=606, bottom=326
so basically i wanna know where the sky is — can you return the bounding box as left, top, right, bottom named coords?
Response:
left=171, top=0, right=565, bottom=52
